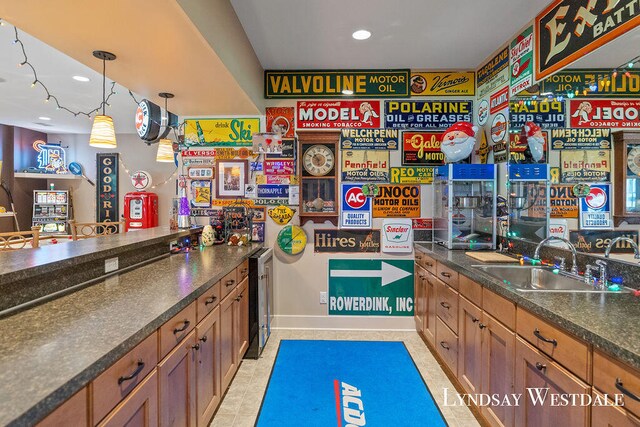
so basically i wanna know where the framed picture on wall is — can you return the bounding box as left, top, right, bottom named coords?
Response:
left=216, top=159, right=248, bottom=198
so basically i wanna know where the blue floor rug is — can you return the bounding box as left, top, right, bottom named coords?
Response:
left=256, top=340, right=447, bottom=426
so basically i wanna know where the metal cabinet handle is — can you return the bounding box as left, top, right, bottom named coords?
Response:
left=535, top=362, right=547, bottom=371
left=173, top=320, right=190, bottom=334
left=241, top=268, right=248, bottom=275
left=533, top=328, right=557, bottom=347
left=200, top=335, right=207, bottom=343
left=440, top=302, right=451, bottom=310
left=472, top=317, right=479, bottom=323
left=204, top=296, right=217, bottom=305
left=235, top=294, right=243, bottom=302
left=440, top=341, right=450, bottom=350
left=418, top=274, right=426, bottom=279
left=616, top=378, right=640, bottom=402
left=425, top=262, right=434, bottom=267
left=441, top=272, right=451, bottom=278
left=118, top=360, right=144, bottom=385
left=192, top=343, right=200, bottom=351
left=226, top=279, right=235, bottom=287
left=479, top=323, right=487, bottom=329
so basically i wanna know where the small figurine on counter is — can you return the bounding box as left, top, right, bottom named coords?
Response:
left=440, top=121, right=477, bottom=163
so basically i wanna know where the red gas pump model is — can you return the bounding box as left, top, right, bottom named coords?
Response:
left=124, top=192, right=158, bottom=231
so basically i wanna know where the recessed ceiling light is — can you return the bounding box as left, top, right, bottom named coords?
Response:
left=352, top=30, right=371, bottom=40
left=38, top=116, right=51, bottom=121
left=72, top=75, right=90, bottom=82
left=342, top=89, right=354, bottom=95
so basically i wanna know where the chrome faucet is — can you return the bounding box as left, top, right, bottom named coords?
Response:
left=604, top=237, right=640, bottom=260
left=595, top=260, right=608, bottom=289
left=534, top=236, right=579, bottom=275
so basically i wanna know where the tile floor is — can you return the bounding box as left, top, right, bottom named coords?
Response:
left=210, top=329, right=480, bottom=427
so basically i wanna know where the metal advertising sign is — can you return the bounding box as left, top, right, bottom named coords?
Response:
left=265, top=69, right=410, bottom=98
left=340, top=184, right=372, bottom=229
left=265, top=107, right=295, bottom=138
left=510, top=26, right=534, bottom=97
left=579, top=184, right=613, bottom=230
left=535, top=0, right=640, bottom=80
left=381, top=218, right=413, bottom=253
left=550, top=185, right=578, bottom=218
left=561, top=150, right=611, bottom=182
left=256, top=184, right=289, bottom=198
left=402, top=131, right=445, bottom=166
left=412, top=218, right=433, bottom=242
left=267, top=205, right=295, bottom=225
left=297, top=100, right=382, bottom=129
left=328, top=259, right=414, bottom=316
left=409, top=71, right=475, bottom=96
left=341, top=150, right=389, bottom=182
left=569, top=99, right=640, bottom=128
left=509, top=132, right=548, bottom=163
left=266, top=138, right=295, bottom=159
left=571, top=230, right=639, bottom=254
left=549, top=128, right=612, bottom=150
left=490, top=86, right=510, bottom=115
left=509, top=100, right=566, bottom=129
left=263, top=160, right=295, bottom=175
left=390, top=167, right=434, bottom=184
left=96, top=153, right=119, bottom=224
left=184, top=118, right=260, bottom=146
left=384, top=100, right=473, bottom=130
left=339, top=128, right=399, bottom=150
left=255, top=175, right=299, bottom=185
left=314, top=229, right=381, bottom=253
left=477, top=47, right=510, bottom=99
left=541, top=70, right=640, bottom=98
left=372, top=185, right=420, bottom=218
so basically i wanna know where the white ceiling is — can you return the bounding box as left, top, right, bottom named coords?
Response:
left=0, top=24, right=141, bottom=134
left=231, top=0, right=551, bottom=70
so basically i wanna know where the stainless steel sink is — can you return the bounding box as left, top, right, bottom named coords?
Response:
left=471, top=264, right=629, bottom=293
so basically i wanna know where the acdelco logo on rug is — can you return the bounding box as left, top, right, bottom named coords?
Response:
left=334, top=380, right=366, bottom=426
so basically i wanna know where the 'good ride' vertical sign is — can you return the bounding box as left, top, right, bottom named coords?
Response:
left=96, top=153, right=119, bottom=224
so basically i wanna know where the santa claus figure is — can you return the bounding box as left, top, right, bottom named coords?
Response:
left=522, top=121, right=545, bottom=163
left=440, top=121, right=478, bottom=163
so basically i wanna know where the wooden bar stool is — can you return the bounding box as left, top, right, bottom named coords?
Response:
left=68, top=220, right=125, bottom=241
left=0, top=226, right=40, bottom=250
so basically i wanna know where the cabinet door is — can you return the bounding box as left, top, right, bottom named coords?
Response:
left=414, top=264, right=426, bottom=333
left=97, top=370, right=158, bottom=427
left=514, top=338, right=589, bottom=427
left=234, top=277, right=249, bottom=362
left=458, top=296, right=482, bottom=395
left=592, top=390, right=640, bottom=427
left=37, top=388, right=88, bottom=427
left=196, top=307, right=221, bottom=427
left=220, top=290, right=237, bottom=392
left=424, top=273, right=436, bottom=346
left=158, top=330, right=197, bottom=427
left=480, top=312, right=515, bottom=427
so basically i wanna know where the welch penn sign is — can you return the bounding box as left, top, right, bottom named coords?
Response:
left=535, top=0, right=640, bottom=80
left=96, top=153, right=119, bottom=224
left=264, top=70, right=410, bottom=98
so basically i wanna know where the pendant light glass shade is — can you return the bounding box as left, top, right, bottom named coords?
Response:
left=156, top=138, right=174, bottom=162
left=89, top=115, right=117, bottom=148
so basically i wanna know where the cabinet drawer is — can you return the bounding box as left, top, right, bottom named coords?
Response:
left=220, top=269, right=238, bottom=300
left=97, top=369, right=158, bottom=427
left=593, top=349, right=640, bottom=418
left=591, top=390, right=640, bottom=427
left=237, top=259, right=249, bottom=282
left=436, top=279, right=459, bottom=334
left=92, top=331, right=158, bottom=424
left=37, top=387, right=87, bottom=427
left=516, top=308, right=589, bottom=382
left=482, top=287, right=515, bottom=331
left=415, top=250, right=436, bottom=275
left=436, top=317, right=458, bottom=376
left=159, top=301, right=196, bottom=359
left=459, top=275, right=482, bottom=307
left=436, top=262, right=459, bottom=290
left=197, top=281, right=221, bottom=323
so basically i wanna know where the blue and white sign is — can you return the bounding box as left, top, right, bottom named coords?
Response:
left=341, top=183, right=372, bottom=229
left=257, top=184, right=289, bottom=198
left=384, top=100, right=473, bottom=130
left=250, top=161, right=263, bottom=172
left=579, top=184, right=612, bottom=230
left=509, top=100, right=566, bottom=129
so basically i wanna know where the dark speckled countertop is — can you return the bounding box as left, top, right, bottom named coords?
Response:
left=0, top=243, right=261, bottom=427
left=416, top=244, right=640, bottom=371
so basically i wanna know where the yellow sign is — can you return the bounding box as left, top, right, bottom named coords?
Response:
left=268, top=205, right=295, bottom=225
left=390, top=167, right=434, bottom=184
left=372, top=185, right=421, bottom=218
left=256, top=175, right=299, bottom=185
left=184, top=117, right=260, bottom=146
left=214, top=147, right=257, bottom=160
left=211, top=199, right=257, bottom=207
left=410, top=71, right=475, bottom=96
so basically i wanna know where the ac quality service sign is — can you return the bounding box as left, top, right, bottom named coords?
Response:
left=328, top=259, right=414, bottom=316
left=341, top=184, right=372, bottom=229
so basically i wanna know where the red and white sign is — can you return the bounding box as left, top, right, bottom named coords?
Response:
left=381, top=218, right=413, bottom=253
left=569, top=99, right=640, bottom=129
left=490, top=86, right=509, bottom=115
left=181, top=149, right=216, bottom=157
left=412, top=218, right=433, bottom=229
left=264, top=160, right=295, bottom=175
left=345, top=187, right=366, bottom=209
left=297, top=100, right=381, bottom=129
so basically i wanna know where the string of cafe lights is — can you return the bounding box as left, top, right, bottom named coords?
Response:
left=1, top=19, right=119, bottom=119
left=118, top=155, right=178, bottom=190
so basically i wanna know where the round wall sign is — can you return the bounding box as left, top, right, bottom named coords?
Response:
left=490, top=113, right=507, bottom=143
left=276, top=225, right=307, bottom=255
left=477, top=99, right=489, bottom=126
left=135, top=100, right=161, bottom=142
left=131, top=170, right=152, bottom=190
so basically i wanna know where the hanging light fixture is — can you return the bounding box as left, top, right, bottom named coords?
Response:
left=156, top=92, right=175, bottom=162
left=89, top=50, right=117, bottom=148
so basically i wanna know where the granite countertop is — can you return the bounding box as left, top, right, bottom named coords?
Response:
left=0, top=227, right=193, bottom=284
left=416, top=244, right=640, bottom=371
left=0, top=243, right=262, bottom=427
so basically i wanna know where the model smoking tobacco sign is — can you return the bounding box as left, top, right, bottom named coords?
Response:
left=328, top=259, right=414, bottom=316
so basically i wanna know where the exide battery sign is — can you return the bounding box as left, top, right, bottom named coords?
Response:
left=297, top=100, right=381, bottom=129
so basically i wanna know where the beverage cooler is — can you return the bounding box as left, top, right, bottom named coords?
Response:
left=245, top=247, right=274, bottom=359
left=124, top=192, right=158, bottom=231
left=434, top=164, right=497, bottom=250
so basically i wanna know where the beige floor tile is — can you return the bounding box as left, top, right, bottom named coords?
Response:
left=209, top=414, right=235, bottom=427
left=232, top=414, right=257, bottom=427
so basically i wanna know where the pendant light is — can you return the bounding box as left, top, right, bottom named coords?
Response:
left=89, top=50, right=117, bottom=148
left=156, top=92, right=175, bottom=162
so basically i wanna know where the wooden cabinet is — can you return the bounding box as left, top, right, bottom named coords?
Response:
left=424, top=274, right=437, bottom=346
left=591, top=390, right=640, bottom=427
left=613, top=131, right=640, bottom=226
left=159, top=302, right=197, bottom=360
left=514, top=337, right=590, bottom=427
left=234, top=277, right=249, bottom=366
left=436, top=317, right=458, bottom=375
left=436, top=262, right=459, bottom=290
left=196, top=281, right=220, bottom=323
left=414, top=264, right=427, bottom=334
left=37, top=388, right=88, bottom=427
left=158, top=330, right=197, bottom=427
left=593, top=349, right=640, bottom=418
left=220, top=289, right=237, bottom=392
left=196, top=307, right=221, bottom=427
left=458, top=296, right=482, bottom=395
left=97, top=370, right=158, bottom=427
left=435, top=278, right=458, bottom=334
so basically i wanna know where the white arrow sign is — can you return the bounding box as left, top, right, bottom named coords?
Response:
left=330, top=261, right=412, bottom=287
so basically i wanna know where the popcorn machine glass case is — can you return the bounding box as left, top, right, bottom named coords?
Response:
left=434, top=164, right=497, bottom=250
left=507, top=164, right=550, bottom=243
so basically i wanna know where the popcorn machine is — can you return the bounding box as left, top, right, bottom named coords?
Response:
left=124, top=192, right=158, bottom=231
left=507, top=163, right=550, bottom=242
left=434, top=164, right=497, bottom=250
